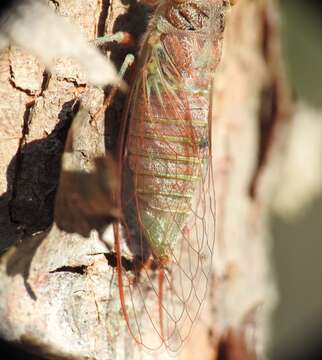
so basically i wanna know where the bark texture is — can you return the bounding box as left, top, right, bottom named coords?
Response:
left=0, top=0, right=292, bottom=359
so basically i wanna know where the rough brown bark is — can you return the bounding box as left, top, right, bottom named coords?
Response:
left=0, top=1, right=292, bottom=359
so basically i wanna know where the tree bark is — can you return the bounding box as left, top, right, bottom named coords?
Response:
left=0, top=0, right=292, bottom=359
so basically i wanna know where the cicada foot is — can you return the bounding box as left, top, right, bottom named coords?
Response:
left=93, top=31, right=135, bottom=48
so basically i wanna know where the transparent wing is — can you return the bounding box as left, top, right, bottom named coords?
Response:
left=115, top=22, right=218, bottom=352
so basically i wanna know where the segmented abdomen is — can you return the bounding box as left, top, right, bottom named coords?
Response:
left=127, top=71, right=211, bottom=259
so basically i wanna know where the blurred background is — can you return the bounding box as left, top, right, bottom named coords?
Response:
left=0, top=0, right=321, bottom=359
left=271, top=0, right=322, bottom=359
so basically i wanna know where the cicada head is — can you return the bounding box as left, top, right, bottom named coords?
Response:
left=165, top=0, right=227, bottom=33
left=165, top=0, right=211, bottom=31
left=160, top=0, right=228, bottom=75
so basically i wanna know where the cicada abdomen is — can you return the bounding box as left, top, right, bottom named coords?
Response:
left=114, top=0, right=228, bottom=352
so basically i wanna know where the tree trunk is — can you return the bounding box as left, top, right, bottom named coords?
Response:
left=0, top=0, right=292, bottom=359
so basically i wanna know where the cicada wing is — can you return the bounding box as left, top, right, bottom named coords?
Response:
left=116, top=23, right=216, bottom=352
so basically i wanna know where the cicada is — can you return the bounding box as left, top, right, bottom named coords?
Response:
left=113, top=0, right=228, bottom=352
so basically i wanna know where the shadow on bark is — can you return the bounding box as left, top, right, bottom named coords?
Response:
left=0, top=100, right=79, bottom=299
left=0, top=99, right=77, bottom=244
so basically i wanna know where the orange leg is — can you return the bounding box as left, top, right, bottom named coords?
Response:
left=158, top=267, right=165, bottom=342
left=113, top=222, right=142, bottom=345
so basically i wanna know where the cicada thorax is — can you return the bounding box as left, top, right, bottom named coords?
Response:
left=117, top=0, right=226, bottom=351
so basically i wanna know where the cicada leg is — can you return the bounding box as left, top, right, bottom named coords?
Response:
left=93, top=31, right=143, bottom=344
left=91, top=32, right=135, bottom=125
left=113, top=213, right=168, bottom=345
left=92, top=32, right=135, bottom=48
left=91, top=53, right=134, bottom=125
left=113, top=222, right=146, bottom=346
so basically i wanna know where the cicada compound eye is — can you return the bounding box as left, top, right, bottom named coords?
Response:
left=166, top=1, right=210, bottom=31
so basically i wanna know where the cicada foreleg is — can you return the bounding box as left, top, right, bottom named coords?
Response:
left=91, top=32, right=135, bottom=125
left=91, top=53, right=135, bottom=125
left=92, top=32, right=135, bottom=48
